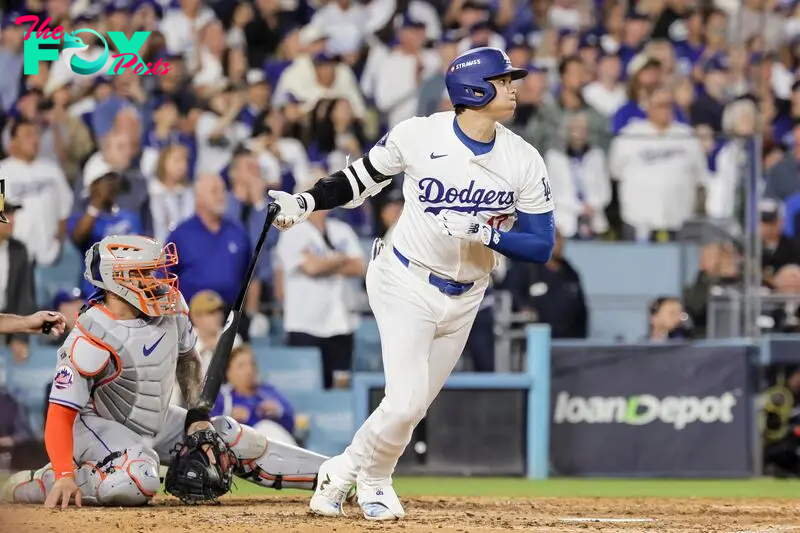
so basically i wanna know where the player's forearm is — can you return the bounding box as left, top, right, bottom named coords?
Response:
left=300, top=255, right=348, bottom=277
left=177, top=349, right=203, bottom=406
left=336, top=257, right=366, bottom=277
left=487, top=211, right=555, bottom=264
left=300, top=154, right=390, bottom=211
left=45, top=403, right=78, bottom=479
left=0, top=314, right=31, bottom=334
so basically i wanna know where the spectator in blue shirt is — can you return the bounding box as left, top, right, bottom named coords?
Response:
left=68, top=165, right=143, bottom=296
left=166, top=173, right=252, bottom=308
left=211, top=343, right=297, bottom=445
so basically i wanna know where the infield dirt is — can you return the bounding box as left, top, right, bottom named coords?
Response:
left=2, top=495, right=800, bottom=533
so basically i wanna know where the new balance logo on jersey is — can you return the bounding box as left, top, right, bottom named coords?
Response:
left=418, top=177, right=515, bottom=215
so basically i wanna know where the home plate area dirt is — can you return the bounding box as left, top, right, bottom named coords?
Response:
left=2, top=496, right=800, bottom=533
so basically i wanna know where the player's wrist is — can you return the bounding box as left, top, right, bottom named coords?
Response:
left=54, top=470, right=75, bottom=480
left=297, top=193, right=315, bottom=214
left=479, top=224, right=496, bottom=247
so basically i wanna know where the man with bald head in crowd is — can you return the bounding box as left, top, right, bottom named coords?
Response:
left=166, top=173, right=252, bottom=308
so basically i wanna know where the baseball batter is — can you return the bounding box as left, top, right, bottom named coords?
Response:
left=267, top=46, right=555, bottom=520
left=3, top=235, right=327, bottom=507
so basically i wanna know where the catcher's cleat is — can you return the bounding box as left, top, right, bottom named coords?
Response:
left=357, top=484, right=405, bottom=521
left=309, top=459, right=353, bottom=517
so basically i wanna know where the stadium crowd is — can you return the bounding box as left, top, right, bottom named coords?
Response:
left=0, top=0, right=798, bottom=445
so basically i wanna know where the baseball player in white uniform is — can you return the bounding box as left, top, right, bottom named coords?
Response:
left=267, top=46, right=556, bottom=520
left=3, top=235, right=328, bottom=507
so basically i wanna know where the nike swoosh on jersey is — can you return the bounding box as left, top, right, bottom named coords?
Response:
left=143, top=332, right=167, bottom=357
left=429, top=152, right=447, bottom=159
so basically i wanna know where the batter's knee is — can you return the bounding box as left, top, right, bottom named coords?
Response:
left=89, top=446, right=161, bottom=506
left=381, top=396, right=428, bottom=428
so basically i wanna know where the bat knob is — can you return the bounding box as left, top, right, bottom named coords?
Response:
left=41, top=321, right=53, bottom=334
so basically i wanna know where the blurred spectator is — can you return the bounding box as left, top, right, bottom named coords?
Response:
left=140, top=96, right=196, bottom=181
left=609, top=86, right=707, bottom=242
left=273, top=48, right=366, bottom=119
left=618, top=11, right=652, bottom=74
left=307, top=98, right=369, bottom=174
left=82, top=126, right=152, bottom=236
left=168, top=173, right=252, bottom=305
left=0, top=386, right=33, bottom=449
left=683, top=243, right=741, bottom=337
left=0, top=120, right=73, bottom=267
left=761, top=199, right=800, bottom=288
left=502, top=230, right=588, bottom=339
left=239, top=69, right=272, bottom=130
left=505, top=66, right=549, bottom=137
left=195, top=87, right=249, bottom=175
left=0, top=15, right=26, bottom=113
left=766, top=120, right=800, bottom=201
left=582, top=52, right=625, bottom=117
left=159, top=0, right=218, bottom=59
left=39, top=83, right=95, bottom=183
left=705, top=97, right=758, bottom=221
left=191, top=18, right=230, bottom=97
left=612, top=55, right=688, bottom=135
left=648, top=296, right=692, bottom=341
left=40, top=287, right=84, bottom=347
left=378, top=187, right=404, bottom=240
left=211, top=344, right=297, bottom=445
left=0, top=199, right=36, bottom=362
left=527, top=55, right=609, bottom=154
left=545, top=112, right=611, bottom=239
left=276, top=203, right=366, bottom=389
left=171, top=289, right=243, bottom=407
left=253, top=108, right=313, bottom=193
left=372, top=16, right=440, bottom=128
left=68, top=167, right=143, bottom=296
left=149, top=144, right=195, bottom=243
left=733, top=0, right=785, bottom=52
left=690, top=59, right=728, bottom=132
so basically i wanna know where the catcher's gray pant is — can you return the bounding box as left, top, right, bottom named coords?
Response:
left=4, top=407, right=328, bottom=506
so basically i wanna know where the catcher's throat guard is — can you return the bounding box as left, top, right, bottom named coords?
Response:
left=164, top=429, right=237, bottom=503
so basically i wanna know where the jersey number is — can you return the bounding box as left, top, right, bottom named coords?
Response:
left=486, top=214, right=510, bottom=229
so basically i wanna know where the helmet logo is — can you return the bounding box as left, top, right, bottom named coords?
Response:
left=452, top=58, right=481, bottom=71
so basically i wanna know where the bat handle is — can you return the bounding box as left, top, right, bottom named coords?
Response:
left=41, top=321, right=54, bottom=335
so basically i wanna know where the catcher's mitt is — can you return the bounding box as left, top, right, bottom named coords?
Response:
left=164, top=429, right=238, bottom=503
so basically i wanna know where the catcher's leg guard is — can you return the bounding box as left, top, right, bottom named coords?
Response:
left=212, top=416, right=327, bottom=490
left=3, top=446, right=160, bottom=507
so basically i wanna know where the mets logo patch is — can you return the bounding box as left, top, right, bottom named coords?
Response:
left=54, top=366, right=74, bottom=390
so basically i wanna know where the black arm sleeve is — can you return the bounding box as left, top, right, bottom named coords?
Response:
left=305, top=154, right=389, bottom=211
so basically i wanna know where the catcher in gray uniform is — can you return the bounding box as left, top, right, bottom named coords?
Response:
left=3, top=235, right=327, bottom=507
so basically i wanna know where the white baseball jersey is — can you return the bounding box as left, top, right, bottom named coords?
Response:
left=49, top=293, right=197, bottom=438
left=368, top=111, right=553, bottom=282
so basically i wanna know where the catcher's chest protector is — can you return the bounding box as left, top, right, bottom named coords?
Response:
left=75, top=308, right=181, bottom=437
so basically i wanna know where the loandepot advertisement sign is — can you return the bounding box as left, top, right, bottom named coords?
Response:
left=16, top=15, right=170, bottom=75
left=549, top=345, right=753, bottom=477
left=553, top=391, right=738, bottom=430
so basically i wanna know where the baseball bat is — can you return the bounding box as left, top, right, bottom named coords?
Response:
left=193, top=202, right=282, bottom=412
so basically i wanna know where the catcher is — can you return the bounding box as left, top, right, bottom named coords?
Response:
left=3, top=235, right=327, bottom=507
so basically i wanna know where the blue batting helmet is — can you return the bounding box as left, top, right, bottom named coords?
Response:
left=445, top=47, right=528, bottom=108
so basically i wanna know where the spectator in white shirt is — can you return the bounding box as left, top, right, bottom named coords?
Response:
left=195, top=86, right=249, bottom=176
left=373, top=15, right=440, bottom=128
left=546, top=113, right=611, bottom=239
left=609, top=86, right=708, bottom=241
left=582, top=52, right=626, bottom=117
left=308, top=0, right=368, bottom=56
left=159, top=0, right=217, bottom=58
left=149, top=144, right=195, bottom=243
left=276, top=202, right=366, bottom=389
left=191, top=18, right=229, bottom=98
left=0, top=120, right=73, bottom=267
left=273, top=51, right=367, bottom=119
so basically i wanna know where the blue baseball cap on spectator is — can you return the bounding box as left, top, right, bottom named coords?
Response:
left=440, top=29, right=462, bottom=44
left=703, top=55, right=728, bottom=73
left=1, top=12, right=26, bottom=29
left=506, top=32, right=531, bottom=51
left=313, top=52, right=338, bottom=64
left=399, top=14, right=426, bottom=30
left=106, top=0, right=131, bottom=14
left=579, top=33, right=600, bottom=50
left=53, top=287, right=84, bottom=310
left=131, top=0, right=163, bottom=18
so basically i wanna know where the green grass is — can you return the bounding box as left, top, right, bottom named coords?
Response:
left=229, top=477, right=800, bottom=500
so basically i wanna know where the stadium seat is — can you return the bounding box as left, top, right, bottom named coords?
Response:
left=302, top=389, right=355, bottom=457
left=354, top=318, right=382, bottom=372
left=254, top=345, right=324, bottom=401
left=34, top=242, right=83, bottom=308
left=5, top=346, right=58, bottom=439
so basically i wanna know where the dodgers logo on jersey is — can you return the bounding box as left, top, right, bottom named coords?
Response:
left=417, top=177, right=515, bottom=216
left=54, top=365, right=74, bottom=390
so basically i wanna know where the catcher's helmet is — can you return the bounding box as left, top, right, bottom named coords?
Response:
left=445, top=47, right=528, bottom=108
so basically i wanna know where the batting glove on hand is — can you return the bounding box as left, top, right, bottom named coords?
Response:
left=435, top=210, right=495, bottom=246
left=267, top=190, right=312, bottom=230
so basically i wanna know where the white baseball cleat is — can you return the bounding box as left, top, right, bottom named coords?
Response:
left=309, top=459, right=354, bottom=517
left=358, top=484, right=406, bottom=521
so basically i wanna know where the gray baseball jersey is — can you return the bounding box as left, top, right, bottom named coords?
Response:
left=49, top=294, right=197, bottom=438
